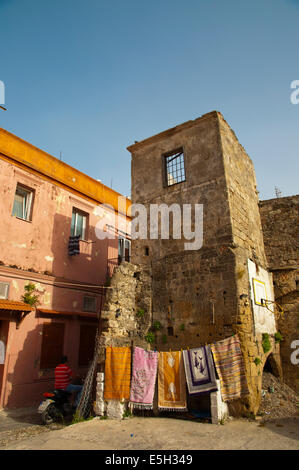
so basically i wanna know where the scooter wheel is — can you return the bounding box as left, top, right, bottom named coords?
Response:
left=41, top=404, right=58, bottom=425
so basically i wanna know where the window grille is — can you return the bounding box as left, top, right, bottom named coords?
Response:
left=164, top=150, right=186, bottom=186
left=83, top=296, right=96, bottom=313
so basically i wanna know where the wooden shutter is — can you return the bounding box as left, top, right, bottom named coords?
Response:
left=40, top=323, right=65, bottom=369
left=78, top=325, right=97, bottom=366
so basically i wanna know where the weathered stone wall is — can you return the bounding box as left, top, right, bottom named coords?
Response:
left=259, top=195, right=299, bottom=392
left=128, top=111, right=281, bottom=415
left=96, top=262, right=152, bottom=418
left=218, top=115, right=282, bottom=414
left=98, top=262, right=152, bottom=360
left=130, top=112, right=237, bottom=351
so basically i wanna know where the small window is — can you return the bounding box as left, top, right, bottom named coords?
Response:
left=12, top=184, right=34, bottom=221
left=0, top=282, right=9, bottom=300
left=71, top=208, right=88, bottom=240
left=164, top=149, right=186, bottom=187
left=40, top=323, right=65, bottom=369
left=83, top=296, right=97, bottom=313
left=167, top=326, right=174, bottom=336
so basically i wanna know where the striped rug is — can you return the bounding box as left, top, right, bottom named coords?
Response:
left=104, top=346, right=131, bottom=400
left=210, top=335, right=249, bottom=402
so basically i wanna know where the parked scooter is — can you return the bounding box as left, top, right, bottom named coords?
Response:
left=38, top=389, right=75, bottom=425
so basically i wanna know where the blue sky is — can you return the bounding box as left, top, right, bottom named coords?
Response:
left=0, top=0, right=298, bottom=200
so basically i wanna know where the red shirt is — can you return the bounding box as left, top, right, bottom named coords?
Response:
left=54, top=363, right=72, bottom=390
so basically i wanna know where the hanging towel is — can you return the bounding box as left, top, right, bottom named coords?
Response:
left=158, top=351, right=187, bottom=411
left=211, top=335, right=249, bottom=402
left=104, top=346, right=131, bottom=400
left=68, top=235, right=80, bottom=256
left=183, top=345, right=218, bottom=395
left=129, top=347, right=158, bottom=410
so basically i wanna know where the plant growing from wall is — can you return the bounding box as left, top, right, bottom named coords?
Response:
left=254, top=357, right=261, bottom=366
left=162, top=334, right=167, bottom=344
left=21, top=283, right=40, bottom=308
left=136, top=308, right=145, bottom=319
left=179, top=323, right=185, bottom=332
left=274, top=331, right=283, bottom=343
left=262, top=333, right=271, bottom=354
left=153, top=321, right=162, bottom=331
left=145, top=331, right=155, bottom=345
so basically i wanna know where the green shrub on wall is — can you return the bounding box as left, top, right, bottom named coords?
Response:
left=274, top=331, right=283, bottom=343
left=262, top=333, right=271, bottom=354
left=153, top=321, right=162, bottom=331
left=21, top=283, right=39, bottom=308
left=136, top=308, right=145, bottom=318
left=145, top=332, right=155, bottom=344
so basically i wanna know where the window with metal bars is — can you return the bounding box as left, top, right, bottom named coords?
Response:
left=164, top=149, right=186, bottom=187
left=83, top=295, right=97, bottom=313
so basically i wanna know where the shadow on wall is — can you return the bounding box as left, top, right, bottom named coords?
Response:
left=3, top=211, right=117, bottom=409
left=51, top=213, right=115, bottom=286
left=263, top=353, right=281, bottom=379
left=5, top=323, right=48, bottom=408
left=49, top=213, right=118, bottom=312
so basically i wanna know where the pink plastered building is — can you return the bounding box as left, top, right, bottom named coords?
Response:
left=0, top=128, right=131, bottom=408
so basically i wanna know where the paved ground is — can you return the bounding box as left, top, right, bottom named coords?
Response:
left=0, top=406, right=64, bottom=448
left=0, top=412, right=298, bottom=450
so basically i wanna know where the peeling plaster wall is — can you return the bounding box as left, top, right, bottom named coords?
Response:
left=0, top=158, right=121, bottom=285
left=0, top=154, right=128, bottom=408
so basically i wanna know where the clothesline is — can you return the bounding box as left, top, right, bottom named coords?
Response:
left=103, top=335, right=249, bottom=413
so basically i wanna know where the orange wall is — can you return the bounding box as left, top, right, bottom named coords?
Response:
left=0, top=127, right=131, bottom=216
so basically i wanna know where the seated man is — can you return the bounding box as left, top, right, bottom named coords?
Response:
left=54, top=355, right=83, bottom=408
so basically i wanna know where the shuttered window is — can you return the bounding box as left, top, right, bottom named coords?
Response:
left=78, top=325, right=97, bottom=366
left=40, top=323, right=65, bottom=369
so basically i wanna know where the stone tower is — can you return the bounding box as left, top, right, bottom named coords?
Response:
left=127, top=111, right=282, bottom=415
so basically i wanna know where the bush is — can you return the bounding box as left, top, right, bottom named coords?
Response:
left=145, top=332, right=155, bottom=344
left=153, top=321, right=162, bottom=331
left=274, top=331, right=283, bottom=343
left=262, top=333, right=271, bottom=354
left=136, top=308, right=145, bottom=318
left=21, top=283, right=39, bottom=307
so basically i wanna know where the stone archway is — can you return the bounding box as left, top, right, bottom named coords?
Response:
left=263, top=352, right=282, bottom=379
